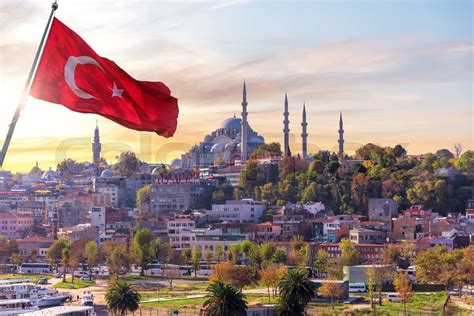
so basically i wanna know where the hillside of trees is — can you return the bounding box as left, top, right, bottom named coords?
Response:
left=212, top=143, right=473, bottom=215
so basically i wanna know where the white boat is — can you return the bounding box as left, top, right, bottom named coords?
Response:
left=0, top=299, right=39, bottom=315
left=0, top=281, right=68, bottom=308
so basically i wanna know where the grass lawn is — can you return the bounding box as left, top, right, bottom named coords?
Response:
left=142, top=297, right=206, bottom=309
left=54, top=278, right=96, bottom=289
left=140, top=292, right=278, bottom=309
left=356, top=292, right=468, bottom=315
left=307, top=301, right=348, bottom=313
left=0, top=274, right=52, bottom=283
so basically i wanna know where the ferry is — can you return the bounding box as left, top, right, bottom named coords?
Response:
left=0, top=299, right=39, bottom=315
left=0, top=281, right=68, bottom=308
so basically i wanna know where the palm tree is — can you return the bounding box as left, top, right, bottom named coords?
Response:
left=276, top=269, right=315, bottom=316
left=203, top=280, right=247, bottom=316
left=105, top=279, right=141, bottom=316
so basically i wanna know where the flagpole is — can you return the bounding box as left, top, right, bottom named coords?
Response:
left=0, top=1, right=59, bottom=168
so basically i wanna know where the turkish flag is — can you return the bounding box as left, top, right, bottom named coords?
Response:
left=30, top=18, right=178, bottom=137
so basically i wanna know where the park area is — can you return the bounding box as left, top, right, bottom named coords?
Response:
left=0, top=273, right=472, bottom=315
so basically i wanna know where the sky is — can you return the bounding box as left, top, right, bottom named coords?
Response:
left=0, top=0, right=472, bottom=172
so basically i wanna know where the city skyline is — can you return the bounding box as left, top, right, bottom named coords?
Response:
left=0, top=0, right=472, bottom=172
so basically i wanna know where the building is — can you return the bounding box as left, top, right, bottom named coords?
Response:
left=151, top=178, right=216, bottom=215
left=283, top=93, right=290, bottom=156
left=256, top=222, right=282, bottom=241
left=208, top=199, right=265, bottom=223
left=95, top=184, right=119, bottom=208
left=315, top=243, right=386, bottom=264
left=181, top=83, right=265, bottom=169
left=338, top=112, right=344, bottom=157
left=368, top=198, right=398, bottom=226
left=349, top=227, right=387, bottom=244
left=0, top=214, right=33, bottom=239
left=92, top=122, right=101, bottom=166
left=17, top=236, right=54, bottom=259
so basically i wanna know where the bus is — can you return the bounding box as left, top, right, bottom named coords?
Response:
left=19, top=263, right=52, bottom=274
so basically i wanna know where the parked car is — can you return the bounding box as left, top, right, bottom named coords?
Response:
left=80, top=275, right=91, bottom=281
left=387, top=293, right=403, bottom=302
left=54, top=273, right=62, bottom=278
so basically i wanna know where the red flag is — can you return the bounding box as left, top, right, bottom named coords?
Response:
left=30, top=18, right=178, bottom=137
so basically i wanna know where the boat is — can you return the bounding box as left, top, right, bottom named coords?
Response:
left=0, top=281, right=69, bottom=309
left=0, top=299, right=39, bottom=315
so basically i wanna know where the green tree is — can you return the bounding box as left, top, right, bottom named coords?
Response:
left=136, top=184, right=151, bottom=213
left=61, top=247, right=71, bottom=282
left=366, top=266, right=376, bottom=309
left=105, top=279, right=141, bottom=316
left=47, top=239, right=71, bottom=272
left=133, top=228, right=155, bottom=276
left=183, top=247, right=192, bottom=264
left=192, top=246, right=202, bottom=277
left=56, top=158, right=84, bottom=179
left=113, top=151, right=139, bottom=176
left=84, top=241, right=99, bottom=279
left=271, top=247, right=287, bottom=265
left=11, top=253, right=21, bottom=276
left=203, top=280, right=248, bottom=316
left=277, top=269, right=315, bottom=316
left=312, top=250, right=328, bottom=278
left=211, top=190, right=226, bottom=204
left=215, top=245, right=224, bottom=262
left=205, top=248, right=213, bottom=268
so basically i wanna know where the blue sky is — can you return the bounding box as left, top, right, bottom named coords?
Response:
left=0, top=0, right=472, bottom=171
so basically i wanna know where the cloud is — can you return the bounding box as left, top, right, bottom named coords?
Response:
left=211, top=0, right=252, bottom=10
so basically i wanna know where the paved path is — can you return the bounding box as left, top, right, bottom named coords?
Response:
left=450, top=297, right=474, bottom=311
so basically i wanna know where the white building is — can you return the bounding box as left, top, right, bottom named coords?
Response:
left=90, top=206, right=106, bottom=230
left=209, top=199, right=265, bottom=223
left=95, top=184, right=119, bottom=208
left=303, top=201, right=325, bottom=216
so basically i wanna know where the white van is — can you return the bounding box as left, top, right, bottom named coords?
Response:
left=387, top=293, right=402, bottom=302
left=349, top=283, right=366, bottom=293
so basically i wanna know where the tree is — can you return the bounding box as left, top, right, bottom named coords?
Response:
left=61, top=247, right=71, bottom=282
left=107, top=246, right=130, bottom=276
left=210, top=262, right=257, bottom=291
left=393, top=271, right=412, bottom=314
left=318, top=279, right=344, bottom=310
left=211, top=190, right=226, bottom=204
left=113, top=151, right=139, bottom=176
left=136, top=184, right=151, bottom=213
left=271, top=247, right=287, bottom=265
left=47, top=239, right=71, bottom=272
left=277, top=269, right=315, bottom=315
left=227, top=244, right=242, bottom=264
left=56, top=158, right=84, bottom=179
left=366, top=266, right=376, bottom=309
left=84, top=241, right=99, bottom=279
left=312, top=250, right=328, bottom=278
left=192, top=246, right=202, bottom=277
left=340, top=239, right=360, bottom=266
left=11, top=253, right=21, bottom=276
left=105, top=279, right=141, bottom=316
left=204, top=248, right=213, bottom=269
left=29, top=249, right=38, bottom=263
left=155, top=239, right=172, bottom=276
left=183, top=247, right=192, bottom=264
left=215, top=245, right=224, bottom=262
left=133, top=228, right=155, bottom=276
left=203, top=280, right=248, bottom=316
left=163, top=266, right=180, bottom=290
left=260, top=264, right=287, bottom=300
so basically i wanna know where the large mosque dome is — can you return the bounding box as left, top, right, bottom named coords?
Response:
left=220, top=117, right=242, bottom=130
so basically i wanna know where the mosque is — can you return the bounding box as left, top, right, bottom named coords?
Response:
left=179, top=82, right=346, bottom=169
left=180, top=82, right=265, bottom=169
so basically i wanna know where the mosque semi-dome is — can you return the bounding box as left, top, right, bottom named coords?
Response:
left=100, top=168, right=113, bottom=177
left=210, top=143, right=226, bottom=153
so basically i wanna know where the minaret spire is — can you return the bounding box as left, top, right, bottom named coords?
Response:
left=93, top=122, right=101, bottom=167
left=283, top=93, right=290, bottom=157
left=301, top=102, right=308, bottom=159
left=338, top=111, right=344, bottom=158
left=241, top=81, right=248, bottom=161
